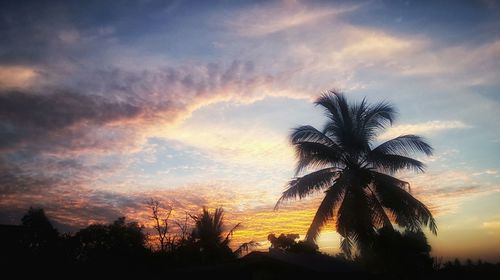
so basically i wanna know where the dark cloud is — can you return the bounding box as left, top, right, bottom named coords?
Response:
left=0, top=160, right=60, bottom=194
left=0, top=90, right=141, bottom=130
left=0, top=90, right=145, bottom=158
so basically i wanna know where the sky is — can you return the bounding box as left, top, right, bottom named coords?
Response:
left=0, top=0, right=500, bottom=261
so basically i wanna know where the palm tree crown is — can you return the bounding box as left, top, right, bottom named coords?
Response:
left=276, top=91, right=437, bottom=257
left=191, top=207, right=239, bottom=260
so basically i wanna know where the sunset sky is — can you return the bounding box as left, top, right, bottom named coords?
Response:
left=1, top=0, right=500, bottom=261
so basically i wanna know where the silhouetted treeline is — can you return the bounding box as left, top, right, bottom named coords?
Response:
left=0, top=206, right=252, bottom=277
left=1, top=207, right=499, bottom=279
left=1, top=208, right=150, bottom=276
left=427, top=258, right=500, bottom=280
left=268, top=233, right=319, bottom=254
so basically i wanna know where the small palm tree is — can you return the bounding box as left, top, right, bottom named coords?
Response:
left=191, top=208, right=235, bottom=258
left=276, top=91, right=437, bottom=257
left=190, top=207, right=257, bottom=260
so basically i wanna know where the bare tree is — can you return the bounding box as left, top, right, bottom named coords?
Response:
left=174, top=211, right=191, bottom=243
left=147, top=199, right=172, bottom=251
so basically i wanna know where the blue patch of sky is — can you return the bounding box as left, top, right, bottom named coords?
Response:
left=56, top=0, right=270, bottom=62
left=188, top=96, right=324, bottom=132
left=129, top=137, right=215, bottom=177
left=343, top=0, right=500, bottom=47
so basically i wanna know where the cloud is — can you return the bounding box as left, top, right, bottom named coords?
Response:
left=402, top=169, right=500, bottom=215
left=158, top=120, right=295, bottom=171
left=0, top=66, right=38, bottom=89
left=0, top=160, right=61, bottom=195
left=58, top=30, right=81, bottom=44
left=329, top=25, right=426, bottom=66
left=0, top=90, right=141, bottom=131
left=423, top=149, right=459, bottom=163
left=220, top=1, right=432, bottom=93
left=0, top=60, right=288, bottom=194
left=473, top=169, right=498, bottom=176
left=225, top=1, right=500, bottom=93
left=0, top=89, right=145, bottom=157
left=52, top=60, right=283, bottom=125
left=398, top=40, right=500, bottom=86
left=482, top=220, right=500, bottom=229
left=378, top=120, right=469, bottom=140
left=228, top=2, right=357, bottom=37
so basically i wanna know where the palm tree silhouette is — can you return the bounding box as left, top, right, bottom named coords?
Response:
left=275, top=91, right=437, bottom=257
left=191, top=207, right=239, bottom=261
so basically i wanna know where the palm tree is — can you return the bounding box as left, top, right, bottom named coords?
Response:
left=275, top=91, right=437, bottom=257
left=190, top=208, right=235, bottom=260
left=190, top=207, right=257, bottom=260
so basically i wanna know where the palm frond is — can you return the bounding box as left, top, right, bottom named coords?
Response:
left=364, top=101, right=396, bottom=129
left=330, top=97, right=374, bottom=154
left=351, top=98, right=369, bottom=147
left=275, top=167, right=339, bottom=209
left=234, top=240, right=260, bottom=256
left=293, top=141, right=344, bottom=175
left=367, top=152, right=426, bottom=173
left=290, top=125, right=340, bottom=148
left=291, top=125, right=344, bottom=174
left=305, top=183, right=346, bottom=241
left=214, top=208, right=224, bottom=233
left=316, top=91, right=352, bottom=130
left=373, top=172, right=437, bottom=235
left=320, top=91, right=384, bottom=157
left=373, top=135, right=433, bottom=156
left=315, top=91, right=348, bottom=126
left=222, top=222, right=241, bottom=247
left=322, top=121, right=347, bottom=147
left=334, top=91, right=352, bottom=132
left=336, top=187, right=377, bottom=256
left=362, top=101, right=397, bottom=141
left=340, top=236, right=354, bottom=258
left=366, top=187, right=392, bottom=229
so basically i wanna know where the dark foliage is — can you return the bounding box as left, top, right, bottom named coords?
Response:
left=20, top=207, right=60, bottom=253
left=433, top=259, right=500, bottom=280
left=268, top=233, right=319, bottom=254
left=71, top=217, right=148, bottom=269
left=360, top=227, right=433, bottom=279
left=0, top=207, right=499, bottom=279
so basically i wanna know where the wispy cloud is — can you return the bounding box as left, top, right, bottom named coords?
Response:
left=482, top=220, right=500, bottom=229
left=404, top=168, right=500, bottom=215
left=228, top=2, right=358, bottom=37
left=158, top=120, right=295, bottom=170
left=378, top=120, right=469, bottom=140
left=398, top=40, right=500, bottom=86
left=473, top=169, right=498, bottom=176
